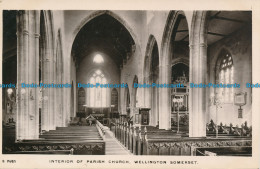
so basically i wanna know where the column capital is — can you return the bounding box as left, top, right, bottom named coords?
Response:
left=34, top=33, right=40, bottom=38
left=23, top=30, right=29, bottom=35
left=189, top=43, right=208, bottom=48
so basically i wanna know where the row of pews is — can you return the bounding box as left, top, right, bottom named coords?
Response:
left=206, top=120, right=252, bottom=137
left=3, top=124, right=106, bottom=155
left=111, top=120, right=252, bottom=156
left=69, top=117, right=96, bottom=126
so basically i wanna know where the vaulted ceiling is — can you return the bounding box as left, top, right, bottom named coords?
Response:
left=71, top=14, right=135, bottom=68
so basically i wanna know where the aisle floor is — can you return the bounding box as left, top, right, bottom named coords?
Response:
left=105, top=130, right=132, bottom=155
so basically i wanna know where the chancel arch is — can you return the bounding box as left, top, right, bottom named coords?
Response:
left=72, top=12, right=135, bottom=121
left=71, top=10, right=139, bottom=54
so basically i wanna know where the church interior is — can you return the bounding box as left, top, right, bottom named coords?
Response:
left=2, top=10, right=252, bottom=156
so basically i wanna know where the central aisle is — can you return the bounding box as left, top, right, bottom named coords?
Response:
left=105, top=130, right=132, bottom=155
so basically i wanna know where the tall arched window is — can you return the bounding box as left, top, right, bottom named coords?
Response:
left=89, top=70, right=107, bottom=107
left=217, top=49, right=234, bottom=103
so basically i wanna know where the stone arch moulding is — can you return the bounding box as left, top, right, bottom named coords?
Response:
left=157, top=10, right=188, bottom=130
left=172, top=57, right=189, bottom=67
left=143, top=35, right=157, bottom=83
left=40, top=10, right=55, bottom=53
left=72, top=10, right=139, bottom=47
left=143, top=35, right=158, bottom=108
left=161, top=10, right=187, bottom=63
left=70, top=10, right=141, bottom=62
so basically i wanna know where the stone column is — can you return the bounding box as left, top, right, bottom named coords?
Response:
left=41, top=57, right=50, bottom=131
left=189, top=11, right=208, bottom=137
left=16, top=11, right=40, bottom=140
left=158, top=57, right=171, bottom=130
left=151, top=85, right=159, bottom=126
left=40, top=11, right=56, bottom=131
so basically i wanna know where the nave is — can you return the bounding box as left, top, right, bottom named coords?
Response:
left=2, top=10, right=252, bottom=156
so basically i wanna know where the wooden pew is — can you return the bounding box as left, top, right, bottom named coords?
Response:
left=143, top=136, right=252, bottom=156
left=195, top=147, right=252, bottom=156
left=5, top=140, right=105, bottom=155
left=4, top=125, right=105, bottom=155
left=134, top=126, right=178, bottom=155
left=8, top=149, right=74, bottom=154
left=206, top=120, right=252, bottom=138
left=141, top=128, right=182, bottom=155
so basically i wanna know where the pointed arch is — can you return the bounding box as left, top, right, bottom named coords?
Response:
left=143, top=35, right=159, bottom=83
left=159, top=11, right=189, bottom=130
left=72, top=10, right=138, bottom=47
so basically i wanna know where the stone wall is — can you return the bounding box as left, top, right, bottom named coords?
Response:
left=208, top=26, right=252, bottom=126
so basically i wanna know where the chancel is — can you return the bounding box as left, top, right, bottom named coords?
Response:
left=2, top=10, right=252, bottom=156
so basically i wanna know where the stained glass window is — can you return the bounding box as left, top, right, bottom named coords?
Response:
left=219, top=52, right=234, bottom=103
left=89, top=70, right=107, bottom=107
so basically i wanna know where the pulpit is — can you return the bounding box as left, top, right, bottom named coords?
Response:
left=140, top=108, right=150, bottom=125
left=134, top=108, right=150, bottom=125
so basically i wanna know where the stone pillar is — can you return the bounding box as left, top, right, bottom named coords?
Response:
left=151, top=86, right=159, bottom=126
left=62, top=87, right=66, bottom=127
left=40, top=11, right=55, bottom=131
left=189, top=11, right=208, bottom=137
left=16, top=11, right=40, bottom=140
left=41, top=57, right=50, bottom=131
left=158, top=60, right=171, bottom=130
